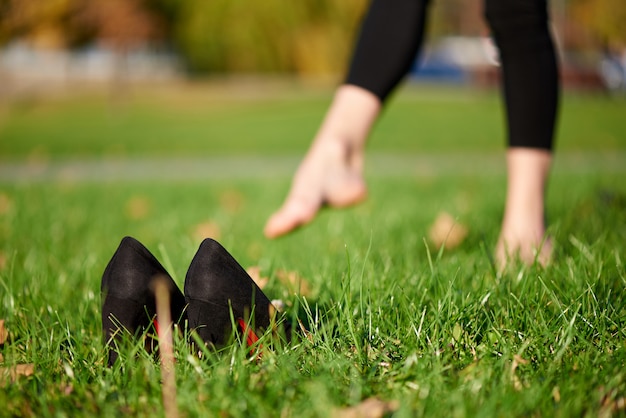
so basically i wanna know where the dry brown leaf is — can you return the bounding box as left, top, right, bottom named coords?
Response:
left=219, top=189, right=245, bottom=213
left=0, top=252, right=7, bottom=271
left=0, top=364, right=34, bottom=384
left=428, top=211, right=468, bottom=250
left=599, top=386, right=626, bottom=416
left=125, top=196, right=151, bottom=220
left=511, top=354, right=529, bottom=391
left=247, top=266, right=269, bottom=289
left=0, top=193, right=12, bottom=215
left=0, top=319, right=7, bottom=345
left=0, top=353, right=4, bottom=363
left=333, top=397, right=399, bottom=418
left=192, top=221, right=221, bottom=241
left=275, top=269, right=312, bottom=297
left=513, top=354, right=529, bottom=366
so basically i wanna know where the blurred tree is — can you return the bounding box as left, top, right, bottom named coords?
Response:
left=571, top=0, right=626, bottom=46
left=8, top=0, right=611, bottom=77
left=171, top=0, right=365, bottom=75
left=72, top=0, right=170, bottom=98
left=0, top=0, right=167, bottom=50
left=74, top=0, right=166, bottom=50
left=0, top=0, right=77, bottom=48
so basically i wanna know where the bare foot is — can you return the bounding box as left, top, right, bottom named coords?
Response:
left=264, top=85, right=381, bottom=239
left=496, top=225, right=552, bottom=268
left=495, top=148, right=553, bottom=268
left=264, top=138, right=368, bottom=238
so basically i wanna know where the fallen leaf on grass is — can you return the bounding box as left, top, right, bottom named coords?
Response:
left=219, top=189, right=245, bottom=213
left=192, top=221, right=222, bottom=241
left=0, top=252, right=7, bottom=270
left=599, top=386, right=626, bottom=416
left=0, top=364, right=34, bottom=385
left=246, top=266, right=269, bottom=289
left=0, top=319, right=7, bottom=345
left=0, top=321, right=35, bottom=385
left=125, top=196, right=151, bottom=220
left=0, top=193, right=12, bottom=215
left=428, top=211, right=468, bottom=250
left=511, top=354, right=529, bottom=391
left=275, top=269, right=312, bottom=297
left=333, top=397, right=399, bottom=418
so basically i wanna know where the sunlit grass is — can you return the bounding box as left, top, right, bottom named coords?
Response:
left=1, top=81, right=624, bottom=157
left=0, top=82, right=625, bottom=416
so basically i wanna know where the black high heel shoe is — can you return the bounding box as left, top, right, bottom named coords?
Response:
left=101, top=236, right=186, bottom=366
left=184, top=238, right=291, bottom=349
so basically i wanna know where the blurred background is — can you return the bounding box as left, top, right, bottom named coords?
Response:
left=1, top=0, right=625, bottom=95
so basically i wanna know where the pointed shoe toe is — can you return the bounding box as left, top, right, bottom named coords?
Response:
left=101, top=236, right=186, bottom=366
left=184, top=238, right=290, bottom=348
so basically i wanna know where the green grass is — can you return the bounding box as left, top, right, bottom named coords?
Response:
left=1, top=82, right=625, bottom=157
left=0, top=82, right=625, bottom=417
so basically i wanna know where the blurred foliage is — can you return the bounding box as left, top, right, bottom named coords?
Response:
left=0, top=0, right=166, bottom=49
left=170, top=0, right=366, bottom=74
left=75, top=0, right=167, bottom=50
left=0, top=0, right=624, bottom=74
left=0, top=0, right=78, bottom=48
left=0, top=0, right=366, bottom=74
left=571, top=0, right=626, bottom=47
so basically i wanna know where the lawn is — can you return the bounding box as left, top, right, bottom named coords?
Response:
left=0, top=80, right=625, bottom=417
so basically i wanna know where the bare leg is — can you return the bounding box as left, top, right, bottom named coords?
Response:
left=485, top=0, right=559, bottom=267
left=496, top=147, right=552, bottom=267
left=264, top=85, right=381, bottom=238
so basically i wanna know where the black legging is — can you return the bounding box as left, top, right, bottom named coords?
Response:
left=345, top=0, right=559, bottom=150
